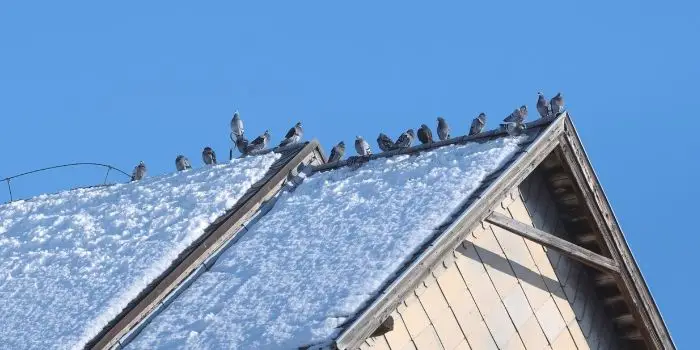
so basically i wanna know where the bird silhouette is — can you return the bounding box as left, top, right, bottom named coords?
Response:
left=279, top=122, right=303, bottom=147
left=175, top=155, right=192, bottom=171
left=377, top=133, right=395, bottom=152
left=437, top=117, right=450, bottom=141
left=131, top=161, right=147, bottom=181
left=469, top=113, right=487, bottom=136
left=417, top=124, right=433, bottom=144
left=328, top=141, right=346, bottom=162
left=202, top=147, right=217, bottom=165
left=355, top=136, right=372, bottom=156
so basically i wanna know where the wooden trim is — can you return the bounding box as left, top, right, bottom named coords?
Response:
left=333, top=116, right=566, bottom=350
left=485, top=212, right=620, bottom=274
left=557, top=119, right=675, bottom=349
left=87, top=141, right=325, bottom=350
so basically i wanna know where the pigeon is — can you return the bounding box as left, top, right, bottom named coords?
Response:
left=245, top=130, right=270, bottom=154
left=417, top=124, right=433, bottom=144
left=202, top=147, right=217, bottom=165
left=279, top=122, right=303, bottom=147
left=230, top=111, right=244, bottom=138
left=469, top=113, right=487, bottom=136
left=550, top=92, right=565, bottom=115
left=394, top=129, right=415, bottom=148
left=235, top=134, right=249, bottom=154
left=175, top=155, right=192, bottom=171
left=504, top=105, right=528, bottom=123
left=437, top=117, right=450, bottom=141
left=536, top=92, right=551, bottom=119
left=377, top=133, right=395, bottom=152
left=131, top=161, right=146, bottom=181
left=328, top=141, right=346, bottom=163
left=355, top=136, right=372, bottom=156
left=501, top=122, right=526, bottom=136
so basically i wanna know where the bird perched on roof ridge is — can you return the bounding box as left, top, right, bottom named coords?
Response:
left=230, top=111, right=244, bottom=138
left=469, top=113, right=487, bottom=136
left=202, top=147, right=217, bottom=165
left=279, top=122, right=303, bottom=147
left=175, top=155, right=192, bottom=171
left=500, top=122, right=526, bottom=136
left=328, top=141, right=346, bottom=162
left=131, top=161, right=146, bottom=181
left=394, top=129, right=415, bottom=148
left=437, top=117, right=450, bottom=141
left=536, top=92, right=551, bottom=119
left=233, top=134, right=249, bottom=155
left=417, top=124, right=433, bottom=144
left=504, top=105, right=528, bottom=123
left=355, top=136, right=372, bottom=156
left=550, top=92, right=565, bottom=115
left=245, top=130, right=270, bottom=154
left=377, top=133, right=394, bottom=152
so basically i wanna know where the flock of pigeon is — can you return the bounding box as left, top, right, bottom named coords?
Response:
left=130, top=92, right=564, bottom=181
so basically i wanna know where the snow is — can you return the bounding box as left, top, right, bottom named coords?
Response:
left=128, top=136, right=526, bottom=350
left=0, top=153, right=280, bottom=349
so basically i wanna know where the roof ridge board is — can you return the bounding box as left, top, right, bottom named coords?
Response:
left=313, top=116, right=556, bottom=173
left=85, top=141, right=324, bottom=350
left=333, top=114, right=568, bottom=349
left=559, top=119, right=675, bottom=349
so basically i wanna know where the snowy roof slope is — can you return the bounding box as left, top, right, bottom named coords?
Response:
left=0, top=153, right=280, bottom=349
left=128, top=136, right=528, bottom=349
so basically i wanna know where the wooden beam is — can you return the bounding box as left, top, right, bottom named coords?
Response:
left=486, top=212, right=620, bottom=275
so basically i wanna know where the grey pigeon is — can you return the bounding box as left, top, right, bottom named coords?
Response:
left=355, top=136, right=372, bottom=156
left=469, top=113, right=487, bottom=136
left=328, top=141, right=346, bottom=163
left=417, top=124, right=433, bottom=144
left=202, top=147, right=217, bottom=165
left=536, top=92, right=551, bottom=119
left=394, top=129, right=415, bottom=148
left=131, top=161, right=147, bottom=181
left=504, top=105, right=528, bottom=123
left=235, top=134, right=249, bottom=154
left=175, top=155, right=192, bottom=171
left=377, top=133, right=395, bottom=152
left=500, top=122, right=526, bottom=136
left=279, top=122, right=303, bottom=147
left=245, top=130, right=270, bottom=154
left=550, top=92, right=565, bottom=115
left=230, top=111, right=244, bottom=138
left=437, top=117, right=450, bottom=141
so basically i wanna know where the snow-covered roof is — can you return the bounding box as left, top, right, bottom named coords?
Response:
left=126, top=134, right=533, bottom=349
left=0, top=153, right=281, bottom=349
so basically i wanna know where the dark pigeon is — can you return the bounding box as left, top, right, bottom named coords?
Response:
left=437, top=117, right=450, bottom=141
left=131, top=161, right=147, bottom=181
left=245, top=130, right=270, bottom=154
left=500, top=122, right=526, bottom=136
left=202, top=147, right=217, bottom=165
left=550, top=93, right=565, bottom=115
left=328, top=141, right=346, bottom=163
left=394, top=129, right=415, bottom=148
left=377, top=133, right=395, bottom=152
left=504, top=105, right=528, bottom=123
left=536, top=92, right=551, bottom=119
left=175, top=155, right=192, bottom=171
left=469, top=113, right=487, bottom=136
left=279, top=122, right=303, bottom=147
left=417, top=124, right=433, bottom=144
left=355, top=136, right=372, bottom=156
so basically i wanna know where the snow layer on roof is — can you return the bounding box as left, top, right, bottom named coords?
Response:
left=0, top=153, right=280, bottom=349
left=128, top=136, right=525, bottom=350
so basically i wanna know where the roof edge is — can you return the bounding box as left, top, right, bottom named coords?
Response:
left=334, top=115, right=567, bottom=349
left=86, top=140, right=326, bottom=350
left=559, top=118, right=675, bottom=349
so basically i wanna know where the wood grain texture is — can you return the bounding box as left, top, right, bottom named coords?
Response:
left=485, top=212, right=620, bottom=275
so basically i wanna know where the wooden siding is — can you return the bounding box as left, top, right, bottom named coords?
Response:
left=359, top=172, right=619, bottom=350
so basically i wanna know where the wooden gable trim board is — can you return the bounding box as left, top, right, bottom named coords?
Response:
left=485, top=211, right=620, bottom=275
left=87, top=141, right=326, bottom=350
left=334, top=114, right=673, bottom=350
left=556, top=118, right=674, bottom=349
left=333, top=115, right=567, bottom=349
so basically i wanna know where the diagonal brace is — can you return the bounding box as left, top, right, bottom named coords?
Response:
left=486, top=212, right=620, bottom=275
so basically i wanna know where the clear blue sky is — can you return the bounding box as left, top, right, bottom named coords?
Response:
left=1, top=1, right=697, bottom=347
